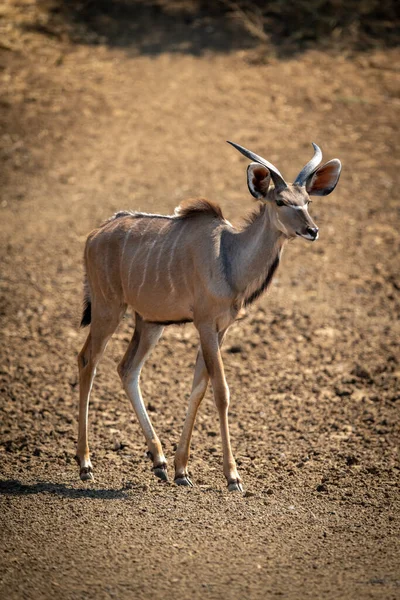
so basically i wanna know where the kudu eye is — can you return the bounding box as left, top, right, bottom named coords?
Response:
left=276, top=199, right=285, bottom=207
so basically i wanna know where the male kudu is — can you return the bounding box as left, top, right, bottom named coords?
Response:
left=75, top=141, right=341, bottom=491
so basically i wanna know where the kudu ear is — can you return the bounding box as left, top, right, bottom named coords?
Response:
left=306, top=159, right=342, bottom=196
left=247, top=163, right=271, bottom=200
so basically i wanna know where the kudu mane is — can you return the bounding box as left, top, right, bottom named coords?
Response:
left=101, top=198, right=225, bottom=228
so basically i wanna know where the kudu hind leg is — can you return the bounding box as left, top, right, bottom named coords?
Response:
left=117, top=316, right=167, bottom=481
left=76, top=311, right=122, bottom=481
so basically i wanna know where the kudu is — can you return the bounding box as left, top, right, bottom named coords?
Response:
left=75, top=141, right=341, bottom=491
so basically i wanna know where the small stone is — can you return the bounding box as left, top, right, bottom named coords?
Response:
left=227, top=345, right=242, bottom=354
left=112, top=440, right=122, bottom=451
left=244, top=490, right=255, bottom=498
left=335, top=386, right=352, bottom=397
left=366, top=465, right=379, bottom=475
left=316, top=484, right=328, bottom=492
left=345, top=455, right=358, bottom=466
left=352, top=364, right=372, bottom=381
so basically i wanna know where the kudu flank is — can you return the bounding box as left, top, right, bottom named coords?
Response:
left=76, top=142, right=341, bottom=490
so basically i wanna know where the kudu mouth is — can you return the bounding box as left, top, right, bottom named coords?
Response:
left=296, top=227, right=319, bottom=241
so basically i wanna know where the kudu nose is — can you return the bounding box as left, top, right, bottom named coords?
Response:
left=307, top=226, right=319, bottom=239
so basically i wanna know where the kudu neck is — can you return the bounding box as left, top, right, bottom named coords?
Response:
left=223, top=203, right=286, bottom=296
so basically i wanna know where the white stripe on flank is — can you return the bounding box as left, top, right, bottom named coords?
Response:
left=121, top=220, right=140, bottom=271
left=120, top=220, right=141, bottom=299
left=166, top=221, right=187, bottom=293
left=96, top=265, right=108, bottom=303
left=154, top=220, right=171, bottom=285
left=128, top=219, right=154, bottom=290
left=121, top=225, right=133, bottom=262
left=137, top=236, right=158, bottom=298
left=180, top=257, right=189, bottom=292
left=104, top=245, right=115, bottom=297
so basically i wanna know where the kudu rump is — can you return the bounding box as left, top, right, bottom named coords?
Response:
left=76, top=142, right=341, bottom=491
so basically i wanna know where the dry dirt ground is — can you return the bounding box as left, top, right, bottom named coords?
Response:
left=0, top=2, right=399, bottom=599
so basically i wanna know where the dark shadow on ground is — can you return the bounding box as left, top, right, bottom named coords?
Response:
left=0, top=479, right=133, bottom=499
left=23, top=0, right=254, bottom=57
left=23, top=0, right=399, bottom=58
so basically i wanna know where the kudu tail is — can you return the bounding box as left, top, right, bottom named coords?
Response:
left=80, top=274, right=91, bottom=328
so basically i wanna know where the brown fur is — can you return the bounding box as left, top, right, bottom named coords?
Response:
left=175, top=198, right=224, bottom=220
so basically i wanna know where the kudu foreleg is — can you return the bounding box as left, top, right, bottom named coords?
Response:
left=174, top=348, right=209, bottom=486
left=198, top=326, right=242, bottom=492
left=174, top=329, right=228, bottom=486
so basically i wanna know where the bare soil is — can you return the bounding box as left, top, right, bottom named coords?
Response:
left=0, top=2, right=399, bottom=599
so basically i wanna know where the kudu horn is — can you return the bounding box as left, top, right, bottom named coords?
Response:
left=227, top=141, right=287, bottom=190
left=294, top=143, right=322, bottom=186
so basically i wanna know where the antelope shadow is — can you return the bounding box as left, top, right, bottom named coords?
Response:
left=0, top=479, right=134, bottom=500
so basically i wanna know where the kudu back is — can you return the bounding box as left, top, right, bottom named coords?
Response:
left=76, top=142, right=341, bottom=490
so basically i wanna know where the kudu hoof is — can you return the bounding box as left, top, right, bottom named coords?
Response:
left=153, top=464, right=169, bottom=482
left=228, top=481, right=243, bottom=492
left=75, top=455, right=94, bottom=482
left=80, top=467, right=94, bottom=482
left=174, top=476, right=193, bottom=487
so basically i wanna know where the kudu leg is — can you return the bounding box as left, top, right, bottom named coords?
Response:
left=198, top=326, right=242, bottom=492
left=174, top=329, right=228, bottom=486
left=174, top=348, right=208, bottom=486
left=118, top=315, right=167, bottom=481
left=76, top=313, right=121, bottom=481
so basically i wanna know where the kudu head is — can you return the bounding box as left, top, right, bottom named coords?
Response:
left=228, top=141, right=342, bottom=241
